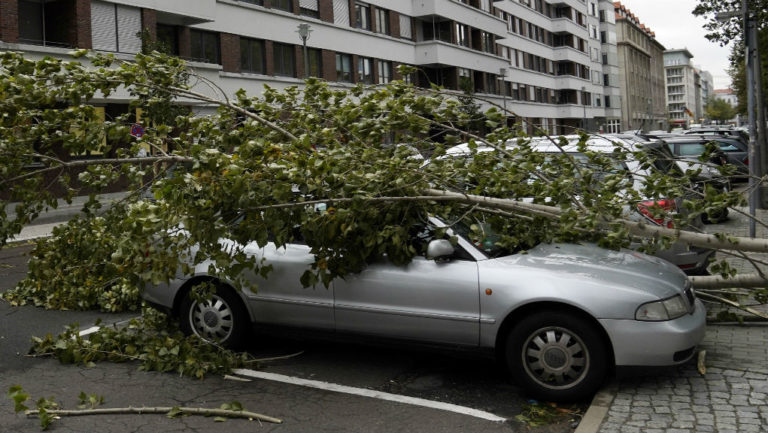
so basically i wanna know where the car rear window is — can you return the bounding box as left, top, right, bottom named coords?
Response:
left=678, top=143, right=708, bottom=156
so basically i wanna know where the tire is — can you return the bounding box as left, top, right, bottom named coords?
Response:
left=505, top=312, right=608, bottom=402
left=179, top=284, right=250, bottom=350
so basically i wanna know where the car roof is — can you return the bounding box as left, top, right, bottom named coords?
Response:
left=444, top=135, right=655, bottom=157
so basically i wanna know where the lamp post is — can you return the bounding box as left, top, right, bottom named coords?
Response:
left=499, top=67, right=508, bottom=124
left=581, top=86, right=587, bottom=132
left=296, top=23, right=312, bottom=79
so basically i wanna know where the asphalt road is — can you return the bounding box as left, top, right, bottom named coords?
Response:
left=0, top=244, right=580, bottom=433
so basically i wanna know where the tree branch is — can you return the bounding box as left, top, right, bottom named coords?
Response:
left=1, top=155, right=193, bottom=187
left=25, top=406, right=282, bottom=424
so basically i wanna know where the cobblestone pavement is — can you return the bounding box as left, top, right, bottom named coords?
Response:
left=597, top=198, right=768, bottom=433
left=598, top=325, right=768, bottom=433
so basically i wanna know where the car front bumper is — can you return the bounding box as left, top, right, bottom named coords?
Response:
left=600, top=299, right=707, bottom=366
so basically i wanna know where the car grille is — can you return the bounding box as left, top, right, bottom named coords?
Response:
left=684, top=282, right=696, bottom=313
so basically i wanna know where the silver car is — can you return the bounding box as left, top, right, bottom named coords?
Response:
left=143, top=217, right=706, bottom=402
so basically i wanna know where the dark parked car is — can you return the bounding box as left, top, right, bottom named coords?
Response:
left=684, top=127, right=749, bottom=144
left=665, top=135, right=748, bottom=178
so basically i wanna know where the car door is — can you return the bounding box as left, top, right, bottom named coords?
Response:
left=241, top=240, right=335, bottom=330
left=333, top=226, right=481, bottom=346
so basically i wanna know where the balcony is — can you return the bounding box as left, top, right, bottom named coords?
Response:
left=412, top=0, right=507, bottom=36
left=550, top=18, right=585, bottom=36
left=134, top=0, right=216, bottom=24
left=414, top=40, right=507, bottom=73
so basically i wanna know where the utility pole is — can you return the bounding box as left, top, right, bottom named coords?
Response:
left=744, top=0, right=759, bottom=235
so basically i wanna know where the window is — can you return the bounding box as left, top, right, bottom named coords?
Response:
left=399, top=15, right=413, bottom=39
left=273, top=43, right=295, bottom=77
left=299, top=0, right=319, bottom=17
left=91, top=1, right=142, bottom=53
left=355, top=2, right=371, bottom=30
left=378, top=61, right=393, bottom=84
left=336, top=53, right=353, bottom=82
left=190, top=30, right=220, bottom=64
left=456, top=23, right=469, bottom=47
left=307, top=48, right=322, bottom=78
left=358, top=57, right=374, bottom=84
left=480, top=31, right=494, bottom=53
left=18, top=0, right=70, bottom=47
left=240, top=38, right=265, bottom=73
left=240, top=0, right=263, bottom=4
left=271, top=0, right=292, bottom=12
left=156, top=24, right=179, bottom=55
left=375, top=8, right=390, bottom=35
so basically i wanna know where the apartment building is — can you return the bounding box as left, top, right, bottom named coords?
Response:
left=698, top=68, right=713, bottom=117
left=0, top=0, right=619, bottom=135
left=613, top=2, right=666, bottom=132
left=664, top=48, right=700, bottom=129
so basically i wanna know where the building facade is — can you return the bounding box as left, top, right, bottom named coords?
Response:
left=613, top=2, right=666, bottom=132
left=0, top=0, right=620, bottom=135
left=697, top=68, right=713, bottom=120
left=663, top=48, right=699, bottom=129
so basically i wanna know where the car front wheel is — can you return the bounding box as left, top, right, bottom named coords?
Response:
left=179, top=285, right=249, bottom=350
left=505, top=312, right=608, bottom=402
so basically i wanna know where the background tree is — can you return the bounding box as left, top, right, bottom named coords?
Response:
left=704, top=95, right=737, bottom=123
left=726, top=28, right=768, bottom=115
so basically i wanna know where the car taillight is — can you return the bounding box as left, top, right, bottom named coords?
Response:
left=637, top=199, right=676, bottom=228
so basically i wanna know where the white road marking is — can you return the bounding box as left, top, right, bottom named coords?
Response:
left=78, top=326, right=101, bottom=337
left=232, top=368, right=507, bottom=422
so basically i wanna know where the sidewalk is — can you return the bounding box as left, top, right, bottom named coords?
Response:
left=596, top=324, right=768, bottom=433
left=587, top=199, right=768, bottom=432
left=5, top=192, right=128, bottom=242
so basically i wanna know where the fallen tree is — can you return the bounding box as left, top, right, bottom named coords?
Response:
left=0, top=50, right=766, bottom=317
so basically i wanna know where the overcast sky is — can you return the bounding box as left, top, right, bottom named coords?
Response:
left=618, top=0, right=734, bottom=89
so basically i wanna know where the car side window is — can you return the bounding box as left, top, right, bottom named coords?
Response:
left=718, top=143, right=739, bottom=152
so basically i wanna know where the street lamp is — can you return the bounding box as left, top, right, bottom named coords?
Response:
left=296, top=23, right=312, bottom=79
left=499, top=67, right=508, bottom=123
left=581, top=86, right=587, bottom=132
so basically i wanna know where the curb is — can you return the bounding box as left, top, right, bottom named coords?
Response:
left=574, top=382, right=617, bottom=433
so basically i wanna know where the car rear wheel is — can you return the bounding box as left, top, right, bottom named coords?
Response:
left=179, top=284, right=250, bottom=350
left=505, top=312, right=608, bottom=402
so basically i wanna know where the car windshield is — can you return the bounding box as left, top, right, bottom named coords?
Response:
left=450, top=219, right=512, bottom=258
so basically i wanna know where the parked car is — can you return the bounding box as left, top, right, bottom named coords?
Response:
left=142, top=216, right=706, bottom=402
left=440, top=135, right=715, bottom=275
left=665, top=135, right=749, bottom=178
left=684, top=126, right=749, bottom=144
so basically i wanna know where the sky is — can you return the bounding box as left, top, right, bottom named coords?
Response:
left=618, top=0, right=734, bottom=89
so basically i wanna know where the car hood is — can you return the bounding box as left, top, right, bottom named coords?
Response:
left=493, top=242, right=687, bottom=299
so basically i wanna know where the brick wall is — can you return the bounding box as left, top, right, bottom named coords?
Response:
left=221, top=33, right=240, bottom=73
left=264, top=40, right=275, bottom=76
left=322, top=49, right=336, bottom=81
left=73, top=0, right=91, bottom=49
left=318, top=0, right=333, bottom=23
left=389, top=10, right=400, bottom=38
left=392, top=62, right=402, bottom=81
left=178, top=27, right=191, bottom=58
left=295, top=43, right=304, bottom=78
left=0, top=0, right=19, bottom=43
left=141, top=8, right=157, bottom=43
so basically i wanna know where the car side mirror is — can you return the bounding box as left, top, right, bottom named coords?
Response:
left=426, top=239, right=454, bottom=260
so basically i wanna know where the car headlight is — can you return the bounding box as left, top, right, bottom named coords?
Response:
left=635, top=295, right=688, bottom=321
